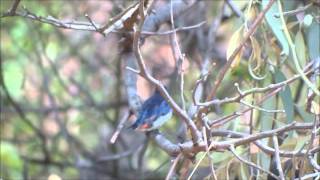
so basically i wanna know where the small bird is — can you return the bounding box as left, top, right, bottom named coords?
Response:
left=131, top=89, right=173, bottom=131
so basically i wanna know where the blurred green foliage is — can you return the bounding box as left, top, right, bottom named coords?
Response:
left=1, top=0, right=319, bottom=179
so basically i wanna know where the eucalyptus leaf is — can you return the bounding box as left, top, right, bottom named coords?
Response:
left=259, top=80, right=276, bottom=170
left=294, top=30, right=306, bottom=66
left=307, top=21, right=320, bottom=60
left=274, top=69, right=294, bottom=137
left=262, top=0, right=289, bottom=59
left=295, top=105, right=314, bottom=122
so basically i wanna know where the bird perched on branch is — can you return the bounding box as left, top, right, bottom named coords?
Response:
left=130, top=89, right=172, bottom=131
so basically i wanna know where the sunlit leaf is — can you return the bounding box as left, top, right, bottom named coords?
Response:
left=250, top=37, right=262, bottom=69
left=248, top=37, right=267, bottom=80
left=294, top=29, right=306, bottom=66
left=310, top=101, right=320, bottom=115
left=3, top=61, right=24, bottom=99
left=46, top=42, right=58, bottom=60
left=40, top=23, right=54, bottom=33
left=226, top=25, right=244, bottom=70
left=303, top=14, right=313, bottom=27
left=11, top=20, right=28, bottom=41
left=0, top=142, right=22, bottom=179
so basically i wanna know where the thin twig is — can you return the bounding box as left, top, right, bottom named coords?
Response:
left=277, top=0, right=320, bottom=96
left=273, top=3, right=312, bottom=18
left=196, top=64, right=314, bottom=107
left=240, top=100, right=285, bottom=113
left=187, top=144, right=211, bottom=180
left=294, top=172, right=320, bottom=180
left=210, top=87, right=283, bottom=127
left=85, top=13, right=99, bottom=31
left=1, top=7, right=205, bottom=37
left=202, top=127, right=217, bottom=180
left=226, top=0, right=243, bottom=18
left=299, top=114, right=319, bottom=176
left=170, top=0, right=186, bottom=111
left=110, top=111, right=130, bottom=144
left=211, top=130, right=320, bottom=158
left=0, top=60, right=45, bottom=142
left=165, top=153, right=182, bottom=180
left=229, top=145, right=279, bottom=179
left=206, top=0, right=276, bottom=102
left=142, top=21, right=206, bottom=36
left=132, top=0, right=202, bottom=144
left=97, top=142, right=144, bottom=162
left=7, top=0, right=21, bottom=16
left=272, top=136, right=285, bottom=180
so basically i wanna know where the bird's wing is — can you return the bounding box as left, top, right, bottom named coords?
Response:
left=159, top=100, right=172, bottom=115
left=139, top=102, right=161, bottom=127
left=131, top=99, right=160, bottom=129
left=132, top=92, right=172, bottom=130
left=139, top=100, right=172, bottom=129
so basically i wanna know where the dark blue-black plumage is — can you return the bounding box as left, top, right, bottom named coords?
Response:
left=131, top=89, right=172, bottom=131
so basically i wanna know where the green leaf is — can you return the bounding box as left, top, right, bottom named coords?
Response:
left=10, top=20, right=30, bottom=50
left=274, top=69, right=294, bottom=137
left=280, top=136, right=308, bottom=151
left=307, top=21, right=320, bottom=60
left=209, top=151, right=233, bottom=164
left=262, top=0, right=289, bottom=59
left=0, top=142, right=22, bottom=179
left=3, top=61, right=24, bottom=99
left=259, top=84, right=275, bottom=170
left=11, top=20, right=28, bottom=41
left=46, top=42, right=58, bottom=60
left=260, top=93, right=275, bottom=132
left=296, top=105, right=314, bottom=122
left=240, top=162, right=249, bottom=180
left=294, top=30, right=306, bottom=66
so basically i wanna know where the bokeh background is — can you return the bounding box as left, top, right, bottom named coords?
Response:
left=1, top=0, right=319, bottom=179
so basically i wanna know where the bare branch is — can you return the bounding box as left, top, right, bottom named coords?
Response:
left=170, top=0, right=186, bottom=111
left=132, top=0, right=202, bottom=144
left=229, top=145, right=278, bottom=179
left=205, top=0, right=276, bottom=102
left=165, top=153, right=182, bottom=180
left=110, top=111, right=130, bottom=144
left=149, top=122, right=319, bottom=157
left=7, top=0, right=21, bottom=16
left=272, top=136, right=285, bottom=180
left=226, top=0, right=243, bottom=18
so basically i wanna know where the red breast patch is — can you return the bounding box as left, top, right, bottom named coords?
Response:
left=141, top=124, right=150, bottom=129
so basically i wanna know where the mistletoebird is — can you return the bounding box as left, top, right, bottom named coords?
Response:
left=131, top=89, right=173, bottom=131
